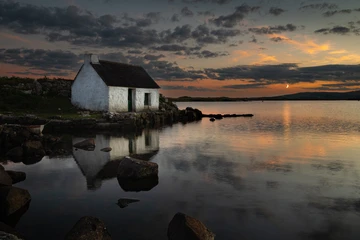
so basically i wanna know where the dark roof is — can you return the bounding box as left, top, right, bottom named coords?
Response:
left=90, top=60, right=160, bottom=89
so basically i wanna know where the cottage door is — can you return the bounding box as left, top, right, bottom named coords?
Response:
left=128, top=89, right=133, bottom=112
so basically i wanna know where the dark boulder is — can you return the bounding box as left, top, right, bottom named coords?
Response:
left=0, top=169, right=12, bottom=187
left=65, top=216, right=111, bottom=240
left=23, top=140, right=45, bottom=158
left=168, top=212, right=215, bottom=240
left=0, top=186, right=31, bottom=219
left=5, top=147, right=23, bottom=162
left=5, top=171, right=26, bottom=185
left=73, top=139, right=95, bottom=151
left=209, top=118, right=215, bottom=122
left=214, top=114, right=223, bottom=120
left=117, top=198, right=140, bottom=208
left=194, top=109, right=203, bottom=120
left=117, top=156, right=158, bottom=179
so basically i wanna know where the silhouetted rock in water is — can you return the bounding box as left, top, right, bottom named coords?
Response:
left=0, top=165, right=4, bottom=171
left=5, top=147, right=23, bottom=162
left=117, top=156, right=158, bottom=179
left=117, top=198, right=140, bottom=208
left=117, top=176, right=158, bottom=192
left=203, top=113, right=254, bottom=118
left=214, top=114, right=223, bottom=120
left=100, top=147, right=112, bottom=152
left=73, top=139, right=95, bottom=151
left=0, top=222, right=25, bottom=239
left=0, top=186, right=31, bottom=224
left=168, top=212, right=215, bottom=240
left=23, top=140, right=45, bottom=159
left=65, top=216, right=111, bottom=240
left=209, top=118, right=215, bottom=122
left=0, top=169, right=12, bottom=186
left=5, top=171, right=26, bottom=184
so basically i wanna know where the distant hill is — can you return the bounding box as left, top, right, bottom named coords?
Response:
left=170, top=90, right=360, bottom=102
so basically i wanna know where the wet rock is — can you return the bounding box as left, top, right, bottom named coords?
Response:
left=117, top=156, right=158, bottom=179
left=23, top=140, right=45, bottom=158
left=5, top=171, right=26, bottom=185
left=117, top=176, right=158, bottom=192
left=73, top=139, right=95, bottom=151
left=214, top=114, right=223, bottom=120
left=0, top=165, right=4, bottom=171
left=168, top=212, right=215, bottom=240
left=117, top=198, right=140, bottom=208
left=209, top=118, right=215, bottom=122
left=65, top=216, right=111, bottom=240
left=0, top=222, right=24, bottom=239
left=0, top=169, right=12, bottom=186
left=100, top=147, right=112, bottom=152
left=0, top=186, right=31, bottom=218
left=5, top=147, right=23, bottom=161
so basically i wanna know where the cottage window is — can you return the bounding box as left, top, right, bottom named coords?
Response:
left=144, top=93, right=150, bottom=106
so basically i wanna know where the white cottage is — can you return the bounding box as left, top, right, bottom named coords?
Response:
left=71, top=54, right=160, bottom=112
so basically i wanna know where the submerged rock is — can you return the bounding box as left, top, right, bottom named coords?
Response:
left=209, top=118, right=215, bottom=122
left=73, top=139, right=95, bottom=151
left=117, top=156, right=158, bottom=179
left=117, top=198, right=140, bottom=208
left=5, top=171, right=26, bottom=185
left=168, top=212, right=215, bottom=240
left=117, top=176, right=158, bottom=192
left=0, top=169, right=12, bottom=187
left=0, top=186, right=31, bottom=218
left=65, top=216, right=111, bottom=240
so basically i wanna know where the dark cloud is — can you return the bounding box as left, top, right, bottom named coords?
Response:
left=123, top=12, right=161, bottom=27
left=0, top=48, right=81, bottom=75
left=249, top=24, right=297, bottom=35
left=270, top=36, right=287, bottom=42
left=99, top=52, right=128, bottom=62
left=181, top=7, right=194, bottom=17
left=153, top=44, right=188, bottom=51
left=127, top=49, right=143, bottom=54
left=205, top=63, right=360, bottom=84
left=269, top=7, right=285, bottom=16
left=182, top=0, right=231, bottom=4
left=210, top=4, right=260, bottom=28
left=144, top=54, right=165, bottom=60
left=161, top=85, right=215, bottom=91
left=314, top=26, right=352, bottom=35
left=299, top=3, right=338, bottom=11
left=193, top=50, right=229, bottom=58
left=160, top=24, right=192, bottom=43
left=249, top=35, right=257, bottom=43
left=171, top=14, right=180, bottom=22
left=323, top=9, right=352, bottom=17
left=223, top=83, right=267, bottom=89
left=197, top=10, right=215, bottom=17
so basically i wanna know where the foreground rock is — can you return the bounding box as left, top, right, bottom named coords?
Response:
left=23, top=140, right=45, bottom=159
left=0, top=169, right=12, bottom=186
left=117, top=198, right=140, bottom=208
left=0, top=186, right=31, bottom=221
left=100, top=147, right=112, bottom=152
left=117, top=176, right=159, bottom=192
left=73, top=139, right=95, bottom=151
left=0, top=222, right=24, bottom=239
left=168, top=212, right=215, bottom=240
left=117, top=156, right=158, bottom=179
left=65, top=216, right=111, bottom=240
left=5, top=171, right=26, bottom=184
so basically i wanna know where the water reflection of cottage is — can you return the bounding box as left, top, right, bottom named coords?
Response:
left=72, top=130, right=159, bottom=190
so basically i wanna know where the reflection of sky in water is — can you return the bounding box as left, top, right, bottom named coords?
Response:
left=4, top=101, right=360, bottom=239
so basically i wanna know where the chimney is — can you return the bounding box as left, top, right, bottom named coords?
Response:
left=84, top=53, right=100, bottom=64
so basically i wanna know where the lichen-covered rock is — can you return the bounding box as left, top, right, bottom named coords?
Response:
left=168, top=213, right=215, bottom=240
left=73, top=139, right=95, bottom=151
left=23, top=140, right=45, bottom=158
left=117, top=156, right=158, bottom=179
left=0, top=169, right=12, bottom=187
left=5, top=171, right=26, bottom=185
left=65, top=216, right=111, bottom=240
left=0, top=186, right=31, bottom=218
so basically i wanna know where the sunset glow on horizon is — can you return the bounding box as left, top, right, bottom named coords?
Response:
left=0, top=0, right=360, bottom=97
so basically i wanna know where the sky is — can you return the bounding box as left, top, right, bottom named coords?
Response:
left=0, top=0, right=360, bottom=97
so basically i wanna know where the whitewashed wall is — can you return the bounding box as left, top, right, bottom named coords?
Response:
left=71, top=64, right=109, bottom=111
left=135, top=129, right=160, bottom=154
left=134, top=88, right=159, bottom=111
left=108, top=86, right=128, bottom=112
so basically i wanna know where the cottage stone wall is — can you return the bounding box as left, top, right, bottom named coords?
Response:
left=135, top=88, right=159, bottom=111
left=71, top=64, right=109, bottom=111
left=108, top=86, right=128, bottom=112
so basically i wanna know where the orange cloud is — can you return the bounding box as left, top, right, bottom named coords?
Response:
left=0, top=32, right=30, bottom=43
left=253, top=53, right=278, bottom=64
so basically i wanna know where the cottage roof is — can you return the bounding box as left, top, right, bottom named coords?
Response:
left=90, top=60, right=160, bottom=89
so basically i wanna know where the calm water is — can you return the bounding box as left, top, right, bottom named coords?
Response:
left=3, top=101, right=360, bottom=240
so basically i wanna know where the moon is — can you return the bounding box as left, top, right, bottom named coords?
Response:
left=286, top=84, right=289, bottom=89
